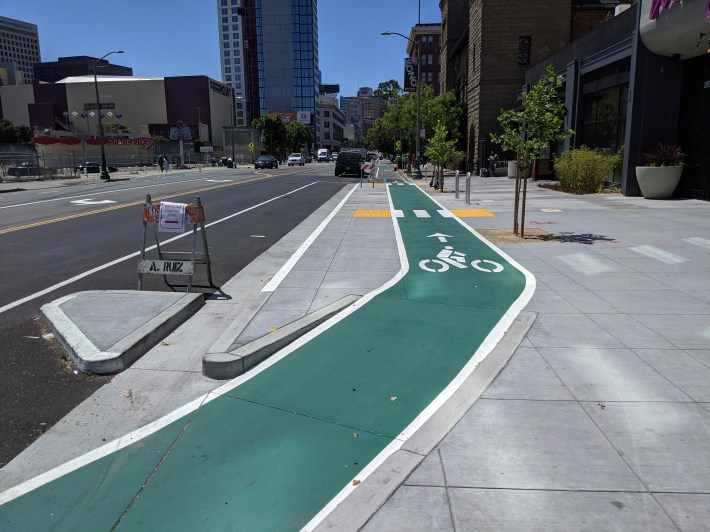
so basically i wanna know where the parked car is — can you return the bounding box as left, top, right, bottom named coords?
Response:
left=74, top=162, right=118, bottom=173
left=334, top=151, right=364, bottom=177
left=254, top=154, right=279, bottom=169
left=287, top=153, right=305, bottom=166
left=304, top=153, right=313, bottom=163
left=6, top=162, right=43, bottom=177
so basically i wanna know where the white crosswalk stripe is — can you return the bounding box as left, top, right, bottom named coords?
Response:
left=683, top=237, right=710, bottom=250
left=414, top=210, right=430, bottom=218
left=630, top=245, right=687, bottom=264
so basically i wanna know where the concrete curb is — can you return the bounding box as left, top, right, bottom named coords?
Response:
left=40, top=290, right=204, bottom=375
left=202, top=295, right=361, bottom=380
left=313, top=311, right=538, bottom=531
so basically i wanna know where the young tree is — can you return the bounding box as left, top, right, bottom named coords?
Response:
left=424, top=121, right=464, bottom=191
left=251, top=113, right=286, bottom=156
left=491, top=65, right=573, bottom=236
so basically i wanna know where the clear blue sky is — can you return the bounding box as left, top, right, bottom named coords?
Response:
left=3, top=0, right=441, bottom=97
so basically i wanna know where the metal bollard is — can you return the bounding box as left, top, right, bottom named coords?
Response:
left=465, top=172, right=471, bottom=205
left=455, top=170, right=460, bottom=199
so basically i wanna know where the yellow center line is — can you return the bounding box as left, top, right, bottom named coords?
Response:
left=0, top=172, right=298, bottom=235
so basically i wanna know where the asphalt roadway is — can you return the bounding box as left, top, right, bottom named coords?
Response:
left=2, top=164, right=710, bottom=530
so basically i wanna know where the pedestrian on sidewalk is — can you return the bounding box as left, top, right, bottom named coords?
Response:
left=487, top=150, right=499, bottom=177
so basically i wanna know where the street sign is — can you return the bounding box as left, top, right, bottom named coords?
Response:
left=138, top=260, right=194, bottom=275
left=248, top=142, right=255, bottom=152
left=199, top=146, right=214, bottom=153
left=395, top=140, right=401, bottom=151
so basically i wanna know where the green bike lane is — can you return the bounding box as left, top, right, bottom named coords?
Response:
left=0, top=183, right=534, bottom=531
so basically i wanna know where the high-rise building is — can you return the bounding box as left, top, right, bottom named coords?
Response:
left=216, top=0, right=320, bottom=145
left=217, top=0, right=249, bottom=126
left=406, top=24, right=442, bottom=95
left=0, top=16, right=40, bottom=84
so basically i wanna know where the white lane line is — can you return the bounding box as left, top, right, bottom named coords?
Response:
left=392, top=210, right=404, bottom=218
left=413, top=210, right=430, bottom=218
left=0, top=176, right=229, bottom=210
left=684, top=237, right=710, bottom=250
left=438, top=210, right=455, bottom=218
left=630, top=245, right=687, bottom=264
left=261, top=184, right=358, bottom=292
left=0, top=183, right=318, bottom=316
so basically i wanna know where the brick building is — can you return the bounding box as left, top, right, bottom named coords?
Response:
left=440, top=0, right=630, bottom=171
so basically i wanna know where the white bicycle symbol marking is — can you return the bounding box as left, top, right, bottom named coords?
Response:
left=418, top=246, right=504, bottom=273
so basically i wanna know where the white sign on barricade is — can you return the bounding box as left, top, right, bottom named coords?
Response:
left=158, top=202, right=187, bottom=233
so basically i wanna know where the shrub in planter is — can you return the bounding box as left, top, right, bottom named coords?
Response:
left=635, top=142, right=686, bottom=199
left=554, top=146, right=619, bottom=193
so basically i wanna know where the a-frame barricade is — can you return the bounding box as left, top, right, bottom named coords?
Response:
left=138, top=194, right=213, bottom=292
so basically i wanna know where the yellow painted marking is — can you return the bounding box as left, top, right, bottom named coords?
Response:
left=0, top=174, right=280, bottom=235
left=354, top=210, right=391, bottom=218
left=451, top=209, right=495, bottom=218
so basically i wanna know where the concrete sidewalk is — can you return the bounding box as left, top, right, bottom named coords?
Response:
left=342, top=172, right=710, bottom=531
left=2, top=165, right=710, bottom=530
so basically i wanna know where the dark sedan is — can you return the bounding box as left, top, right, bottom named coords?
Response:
left=75, top=162, right=118, bottom=173
left=255, top=155, right=279, bottom=169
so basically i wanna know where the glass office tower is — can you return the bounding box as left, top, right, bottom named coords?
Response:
left=217, top=0, right=319, bottom=143
left=256, top=0, right=319, bottom=143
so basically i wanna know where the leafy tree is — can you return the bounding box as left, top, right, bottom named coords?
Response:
left=424, top=121, right=464, bottom=190
left=374, top=80, right=402, bottom=109
left=285, top=121, right=312, bottom=152
left=366, top=84, right=464, bottom=167
left=16, top=125, right=32, bottom=143
left=251, top=113, right=286, bottom=156
left=491, top=64, right=573, bottom=236
left=104, top=122, right=130, bottom=134
left=0, top=119, right=27, bottom=143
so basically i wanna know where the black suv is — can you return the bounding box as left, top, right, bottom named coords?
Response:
left=334, top=151, right=363, bottom=177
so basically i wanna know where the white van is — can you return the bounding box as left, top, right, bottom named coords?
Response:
left=317, top=148, right=330, bottom=162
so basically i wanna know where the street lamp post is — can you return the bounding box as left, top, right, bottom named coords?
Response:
left=93, top=50, right=124, bottom=180
left=381, top=31, right=422, bottom=179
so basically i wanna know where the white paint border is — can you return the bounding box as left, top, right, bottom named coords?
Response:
left=301, top=182, right=537, bottom=531
left=261, top=184, right=359, bottom=292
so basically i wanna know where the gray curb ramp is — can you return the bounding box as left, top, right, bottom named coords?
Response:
left=40, top=290, right=204, bottom=374
left=202, top=294, right=360, bottom=379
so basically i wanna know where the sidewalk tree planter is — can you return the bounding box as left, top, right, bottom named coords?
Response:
left=635, top=143, right=686, bottom=199
left=491, top=65, right=574, bottom=237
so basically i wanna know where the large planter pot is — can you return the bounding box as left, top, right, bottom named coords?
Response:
left=635, top=166, right=682, bottom=199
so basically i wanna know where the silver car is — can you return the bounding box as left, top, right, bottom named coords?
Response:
left=287, top=153, right=305, bottom=166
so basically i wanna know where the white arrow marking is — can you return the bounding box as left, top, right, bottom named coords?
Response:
left=70, top=199, right=117, bottom=205
left=428, top=233, right=453, bottom=243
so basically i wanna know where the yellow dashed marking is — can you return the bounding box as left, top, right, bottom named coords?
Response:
left=451, top=209, right=495, bottom=217
left=354, top=210, right=391, bottom=218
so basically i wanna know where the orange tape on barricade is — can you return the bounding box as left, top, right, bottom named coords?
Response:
left=142, top=203, right=204, bottom=224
